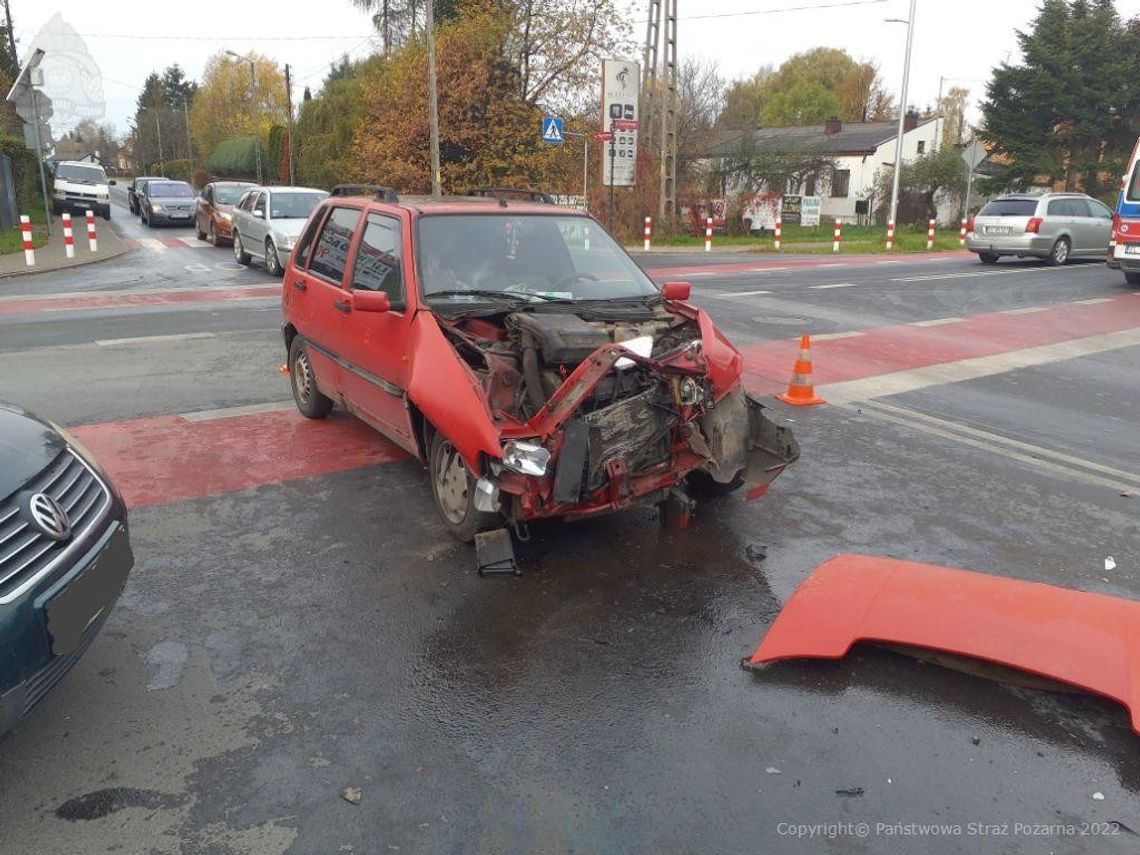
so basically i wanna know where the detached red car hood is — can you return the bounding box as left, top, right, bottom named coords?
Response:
left=747, top=554, right=1140, bottom=735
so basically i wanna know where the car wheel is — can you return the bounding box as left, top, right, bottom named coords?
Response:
left=143, top=210, right=152, bottom=228
left=265, top=238, right=283, bottom=277
left=686, top=468, right=745, bottom=497
left=428, top=430, right=498, bottom=543
left=208, top=221, right=218, bottom=245
left=978, top=252, right=999, bottom=264
left=196, top=219, right=207, bottom=241
left=233, top=231, right=251, bottom=265
left=1125, top=271, right=1140, bottom=285
left=289, top=337, right=333, bottom=419
left=1047, top=237, right=1071, bottom=266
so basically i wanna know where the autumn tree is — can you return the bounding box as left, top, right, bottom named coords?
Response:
left=352, top=3, right=571, bottom=193
left=938, top=86, right=969, bottom=149
left=874, top=147, right=967, bottom=223
left=189, top=51, right=288, bottom=176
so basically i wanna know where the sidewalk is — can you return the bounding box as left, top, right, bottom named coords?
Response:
left=0, top=215, right=129, bottom=279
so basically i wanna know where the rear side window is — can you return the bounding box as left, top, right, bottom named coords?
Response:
left=351, top=214, right=403, bottom=304
left=308, top=207, right=362, bottom=284
left=1089, top=199, right=1113, bottom=219
left=1129, top=164, right=1140, bottom=202
left=253, top=193, right=267, bottom=215
left=979, top=199, right=1037, bottom=216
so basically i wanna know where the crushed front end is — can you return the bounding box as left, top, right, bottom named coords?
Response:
left=437, top=305, right=799, bottom=525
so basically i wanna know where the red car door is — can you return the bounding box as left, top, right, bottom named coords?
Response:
left=292, top=205, right=365, bottom=401
left=334, top=211, right=417, bottom=451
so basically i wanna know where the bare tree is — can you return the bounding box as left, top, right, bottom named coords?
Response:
left=675, top=57, right=725, bottom=189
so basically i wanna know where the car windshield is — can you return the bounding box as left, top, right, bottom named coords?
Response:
left=56, top=164, right=106, bottom=185
left=149, top=182, right=194, bottom=198
left=269, top=192, right=327, bottom=219
left=1129, top=165, right=1140, bottom=202
left=979, top=199, right=1037, bottom=216
left=418, top=213, right=658, bottom=303
left=214, top=185, right=249, bottom=205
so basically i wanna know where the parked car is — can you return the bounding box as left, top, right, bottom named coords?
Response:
left=195, top=180, right=256, bottom=246
left=0, top=402, right=133, bottom=736
left=232, top=186, right=329, bottom=276
left=1111, top=138, right=1140, bottom=283
left=51, top=161, right=113, bottom=220
left=280, top=186, right=799, bottom=543
left=139, top=180, right=197, bottom=228
left=966, top=192, right=1112, bottom=265
left=127, top=175, right=164, bottom=216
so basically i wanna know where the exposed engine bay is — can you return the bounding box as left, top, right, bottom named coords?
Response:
left=436, top=305, right=798, bottom=521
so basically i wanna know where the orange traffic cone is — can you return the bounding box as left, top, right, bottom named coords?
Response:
left=776, top=334, right=826, bottom=406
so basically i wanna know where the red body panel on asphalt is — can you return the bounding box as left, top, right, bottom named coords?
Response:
left=748, top=554, right=1140, bottom=735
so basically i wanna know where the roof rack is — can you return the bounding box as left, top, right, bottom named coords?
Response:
left=330, top=184, right=399, bottom=202
left=466, top=187, right=555, bottom=205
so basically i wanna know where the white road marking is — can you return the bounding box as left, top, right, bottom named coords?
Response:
left=94, top=331, right=215, bottom=347
left=184, top=263, right=210, bottom=273
left=751, top=266, right=787, bottom=272
left=139, top=238, right=168, bottom=252
left=850, top=400, right=1140, bottom=493
left=876, top=260, right=904, bottom=265
left=892, top=267, right=1074, bottom=282
left=1072, top=297, right=1115, bottom=305
left=819, top=327, right=1140, bottom=403
left=715, top=289, right=772, bottom=298
left=810, top=283, right=858, bottom=290
left=182, top=401, right=293, bottom=422
left=999, top=306, right=1049, bottom=314
left=910, top=317, right=965, bottom=327
left=809, top=331, right=865, bottom=341
left=686, top=272, right=718, bottom=277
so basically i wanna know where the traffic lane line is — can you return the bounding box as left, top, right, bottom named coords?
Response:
left=71, top=408, right=408, bottom=508
left=738, top=291, right=1140, bottom=392
left=910, top=317, right=965, bottom=327
left=809, top=283, right=858, bottom=290
left=0, top=285, right=280, bottom=316
left=644, top=251, right=970, bottom=280
left=95, top=331, right=215, bottom=347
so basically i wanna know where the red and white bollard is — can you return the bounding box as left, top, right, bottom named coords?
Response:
left=774, top=219, right=782, bottom=251
left=927, top=219, right=936, bottom=251
left=832, top=218, right=842, bottom=253
left=20, top=215, right=33, bottom=266
left=583, top=225, right=590, bottom=251
left=85, top=209, right=98, bottom=252
left=705, top=216, right=713, bottom=252
left=62, top=213, right=75, bottom=259
left=644, top=216, right=652, bottom=251
left=959, top=217, right=968, bottom=246
left=886, top=220, right=896, bottom=250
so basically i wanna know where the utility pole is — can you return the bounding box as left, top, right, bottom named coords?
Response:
left=182, top=98, right=192, bottom=163
left=642, top=0, right=661, bottom=155
left=226, top=51, right=262, bottom=183
left=284, top=63, right=295, bottom=184
left=3, top=1, right=16, bottom=71
left=659, top=0, right=677, bottom=220
left=886, top=0, right=917, bottom=236
left=155, top=110, right=164, bottom=171
left=426, top=0, right=441, bottom=198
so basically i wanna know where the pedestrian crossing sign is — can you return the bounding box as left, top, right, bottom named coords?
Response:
left=542, top=116, right=564, bottom=145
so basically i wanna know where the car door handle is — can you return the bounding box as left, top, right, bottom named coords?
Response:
left=333, top=299, right=351, bottom=313
left=291, top=280, right=307, bottom=292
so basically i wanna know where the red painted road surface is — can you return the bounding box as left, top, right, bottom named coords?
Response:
left=0, top=285, right=280, bottom=316
left=647, top=250, right=968, bottom=281
left=72, top=409, right=408, bottom=508
left=57, top=290, right=1140, bottom=509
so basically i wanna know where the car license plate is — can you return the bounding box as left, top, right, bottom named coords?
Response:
left=172, top=213, right=190, bottom=219
left=985, top=226, right=1011, bottom=235
left=1126, top=244, right=1140, bottom=255
left=44, top=527, right=133, bottom=655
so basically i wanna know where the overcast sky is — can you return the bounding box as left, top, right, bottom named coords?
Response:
left=14, top=0, right=1140, bottom=137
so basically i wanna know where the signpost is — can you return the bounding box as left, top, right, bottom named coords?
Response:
left=542, top=116, right=564, bottom=145
left=800, top=196, right=822, bottom=227
left=601, top=59, right=640, bottom=229
left=544, top=116, right=588, bottom=212
left=961, top=140, right=986, bottom=220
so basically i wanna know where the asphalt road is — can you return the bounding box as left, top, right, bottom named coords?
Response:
left=1, top=194, right=1139, bottom=854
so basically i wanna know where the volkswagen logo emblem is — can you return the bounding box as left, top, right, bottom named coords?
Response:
left=27, top=493, right=71, bottom=541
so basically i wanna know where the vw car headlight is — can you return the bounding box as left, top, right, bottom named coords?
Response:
left=501, top=440, right=550, bottom=476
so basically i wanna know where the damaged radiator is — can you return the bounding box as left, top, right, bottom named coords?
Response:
left=582, top=388, right=675, bottom=490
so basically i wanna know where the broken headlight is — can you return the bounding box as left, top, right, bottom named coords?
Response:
left=501, top=440, right=550, bottom=476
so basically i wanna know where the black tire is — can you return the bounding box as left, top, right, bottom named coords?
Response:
left=143, top=210, right=153, bottom=228
left=1125, top=271, right=1140, bottom=285
left=686, top=468, right=745, bottom=497
left=1047, top=237, right=1071, bottom=266
left=428, top=430, right=498, bottom=543
left=289, top=337, right=333, bottom=419
left=233, top=231, right=251, bottom=265
left=978, top=252, right=999, bottom=264
left=196, top=218, right=207, bottom=241
left=51, top=201, right=61, bottom=216
left=101, top=207, right=111, bottom=221
left=209, top=221, right=219, bottom=245
left=265, top=238, right=283, bottom=277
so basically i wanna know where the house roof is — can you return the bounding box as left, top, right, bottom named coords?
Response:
left=703, top=117, right=937, bottom=159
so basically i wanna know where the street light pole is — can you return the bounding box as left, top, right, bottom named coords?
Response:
left=426, top=0, right=442, bottom=198
left=886, top=0, right=917, bottom=235
left=226, top=51, right=262, bottom=184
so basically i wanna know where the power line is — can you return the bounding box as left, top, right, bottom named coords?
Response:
left=634, top=0, right=888, bottom=24
left=43, top=32, right=373, bottom=41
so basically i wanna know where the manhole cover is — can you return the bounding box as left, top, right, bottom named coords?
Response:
left=751, top=316, right=808, bottom=325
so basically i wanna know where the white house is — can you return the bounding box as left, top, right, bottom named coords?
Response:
left=702, top=114, right=949, bottom=224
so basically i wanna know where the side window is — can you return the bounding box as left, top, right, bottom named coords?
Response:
left=916, top=140, right=926, bottom=155
left=294, top=207, right=328, bottom=269
left=1047, top=199, right=1066, bottom=216
left=830, top=169, right=851, bottom=198
left=1089, top=199, right=1112, bottom=219
left=253, top=192, right=267, bottom=216
left=239, top=192, right=255, bottom=212
left=308, top=207, right=362, bottom=284
left=351, top=214, right=404, bottom=304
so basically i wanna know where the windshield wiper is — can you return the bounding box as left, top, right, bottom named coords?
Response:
left=427, top=289, right=569, bottom=303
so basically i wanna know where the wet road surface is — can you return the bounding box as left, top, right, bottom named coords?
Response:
left=1, top=197, right=1139, bottom=853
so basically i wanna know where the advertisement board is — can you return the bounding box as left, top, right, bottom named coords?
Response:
left=601, top=59, right=640, bottom=187
left=801, top=195, right=822, bottom=227
left=781, top=194, right=802, bottom=225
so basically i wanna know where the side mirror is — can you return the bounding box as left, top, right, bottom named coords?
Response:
left=661, top=281, right=691, bottom=301
left=353, top=291, right=391, bottom=313
left=108, top=179, right=117, bottom=186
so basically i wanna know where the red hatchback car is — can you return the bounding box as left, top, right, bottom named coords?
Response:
left=281, top=186, right=798, bottom=541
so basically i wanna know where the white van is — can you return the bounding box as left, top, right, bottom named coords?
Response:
left=51, top=160, right=114, bottom=220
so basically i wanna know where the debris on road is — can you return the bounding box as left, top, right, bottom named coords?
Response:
left=340, top=787, right=362, bottom=805
left=835, top=787, right=864, bottom=797
left=1105, top=557, right=1117, bottom=571
left=1093, top=792, right=1105, bottom=801
left=765, top=767, right=781, bottom=775
left=970, top=736, right=981, bottom=745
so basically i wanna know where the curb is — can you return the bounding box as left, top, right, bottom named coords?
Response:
left=0, top=242, right=132, bottom=279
